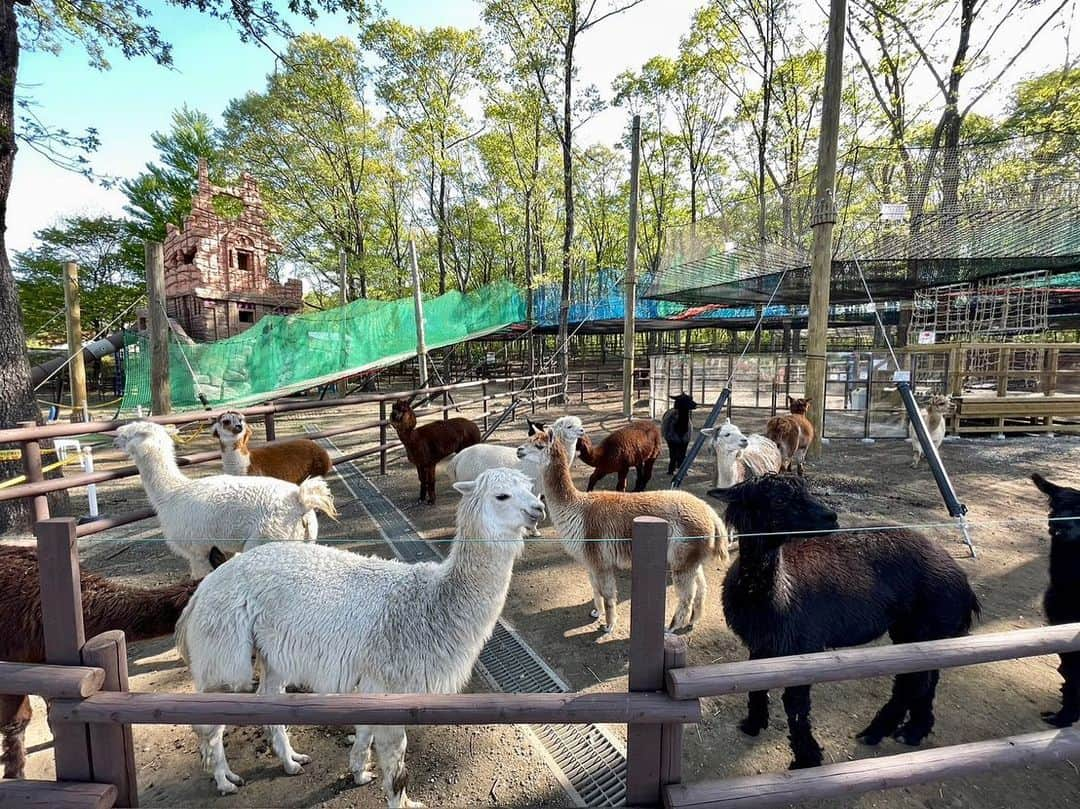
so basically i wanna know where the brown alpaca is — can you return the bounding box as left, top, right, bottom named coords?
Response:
left=576, top=420, right=662, bottom=492
left=0, top=545, right=227, bottom=779
left=211, top=412, right=332, bottom=484
left=765, top=396, right=814, bottom=475
left=518, top=427, right=727, bottom=637
left=390, top=396, right=482, bottom=505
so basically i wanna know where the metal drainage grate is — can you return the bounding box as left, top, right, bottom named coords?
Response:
left=308, top=427, right=628, bottom=807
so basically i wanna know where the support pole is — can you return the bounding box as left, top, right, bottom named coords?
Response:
left=82, top=631, right=138, bottom=807
left=62, top=263, right=88, bottom=423
left=623, top=114, right=642, bottom=420
left=803, top=0, right=847, bottom=457
left=145, top=242, right=171, bottom=415
left=409, top=239, right=429, bottom=388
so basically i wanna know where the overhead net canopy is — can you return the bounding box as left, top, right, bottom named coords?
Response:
left=120, top=281, right=525, bottom=413
left=531, top=268, right=685, bottom=331
left=647, top=135, right=1080, bottom=307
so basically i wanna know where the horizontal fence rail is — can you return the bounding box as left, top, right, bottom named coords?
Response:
left=0, top=661, right=105, bottom=699
left=667, top=623, right=1080, bottom=699
left=49, top=691, right=700, bottom=727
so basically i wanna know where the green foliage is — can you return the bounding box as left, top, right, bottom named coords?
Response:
left=14, top=216, right=144, bottom=342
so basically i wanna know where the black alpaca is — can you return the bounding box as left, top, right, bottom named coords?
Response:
left=1032, top=472, right=1080, bottom=727
left=662, top=393, right=698, bottom=475
left=708, top=475, right=980, bottom=769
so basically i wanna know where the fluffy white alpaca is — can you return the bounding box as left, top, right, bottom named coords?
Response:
left=114, top=421, right=336, bottom=578
left=175, top=467, right=544, bottom=807
left=909, top=394, right=954, bottom=467
left=700, top=419, right=783, bottom=489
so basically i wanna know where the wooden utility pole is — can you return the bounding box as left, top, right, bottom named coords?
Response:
left=804, top=0, right=847, bottom=456
left=623, top=115, right=642, bottom=419
left=61, top=262, right=88, bottom=422
left=145, top=242, right=171, bottom=415
left=409, top=239, right=429, bottom=388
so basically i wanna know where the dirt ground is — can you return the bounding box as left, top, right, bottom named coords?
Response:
left=8, top=394, right=1080, bottom=808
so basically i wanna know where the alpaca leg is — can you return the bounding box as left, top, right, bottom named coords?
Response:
left=667, top=568, right=697, bottom=632
left=586, top=568, right=605, bottom=621
left=856, top=672, right=918, bottom=745
left=615, top=468, right=629, bottom=492
left=741, top=689, right=770, bottom=736
left=0, top=694, right=32, bottom=779
left=894, top=670, right=939, bottom=745
left=416, top=468, right=427, bottom=504
left=782, top=685, right=823, bottom=769
left=194, top=724, right=244, bottom=794
left=349, top=725, right=376, bottom=785
left=638, top=458, right=656, bottom=491
left=425, top=467, right=438, bottom=505
left=598, top=567, right=619, bottom=636
left=374, top=726, right=423, bottom=808
left=187, top=551, right=214, bottom=580
left=258, top=668, right=309, bottom=774
left=690, top=565, right=708, bottom=625
left=1044, top=651, right=1080, bottom=727
left=586, top=469, right=604, bottom=492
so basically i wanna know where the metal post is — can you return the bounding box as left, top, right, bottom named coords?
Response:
left=62, top=262, right=88, bottom=423
left=626, top=516, right=670, bottom=807
left=20, top=425, right=51, bottom=523
left=264, top=412, right=277, bottom=442
left=803, top=0, right=847, bottom=457
left=35, top=518, right=93, bottom=781
left=82, top=631, right=138, bottom=807
left=863, top=351, right=874, bottom=442
left=482, top=382, right=489, bottom=433
left=409, top=239, right=429, bottom=388
left=379, top=401, right=388, bottom=475
left=623, top=115, right=642, bottom=419
left=145, top=242, right=171, bottom=415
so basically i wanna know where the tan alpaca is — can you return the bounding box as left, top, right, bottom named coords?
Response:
left=518, top=425, right=728, bottom=637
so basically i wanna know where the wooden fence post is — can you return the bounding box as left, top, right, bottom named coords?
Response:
left=626, top=516, right=670, bottom=807
left=35, top=517, right=93, bottom=782
left=263, top=412, right=277, bottom=442
left=20, top=424, right=50, bottom=523
left=379, top=401, right=388, bottom=476
left=82, top=631, right=138, bottom=807
left=660, top=634, right=687, bottom=789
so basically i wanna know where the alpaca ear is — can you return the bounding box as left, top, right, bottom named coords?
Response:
left=1032, top=473, right=1065, bottom=499
left=209, top=422, right=220, bottom=439
left=724, top=417, right=731, bottom=424
left=207, top=546, right=231, bottom=569
left=452, top=480, right=477, bottom=495
left=670, top=395, right=679, bottom=401
left=700, top=427, right=716, bottom=438
left=163, top=424, right=180, bottom=438
left=706, top=487, right=736, bottom=502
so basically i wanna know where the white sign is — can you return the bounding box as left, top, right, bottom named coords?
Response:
left=880, top=203, right=909, bottom=222
left=917, top=330, right=936, bottom=345
left=485, top=352, right=497, bottom=364
left=893, top=370, right=912, bottom=383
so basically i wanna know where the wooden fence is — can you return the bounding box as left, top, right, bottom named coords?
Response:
left=2, top=382, right=1080, bottom=808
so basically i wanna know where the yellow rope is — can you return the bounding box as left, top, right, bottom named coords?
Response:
left=0, top=454, right=82, bottom=490
left=36, top=397, right=123, bottom=410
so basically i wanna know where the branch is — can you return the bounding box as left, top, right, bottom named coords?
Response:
left=578, top=0, right=648, bottom=33
left=865, top=0, right=948, bottom=98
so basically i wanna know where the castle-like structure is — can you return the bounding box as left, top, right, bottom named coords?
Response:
left=156, top=159, right=302, bottom=341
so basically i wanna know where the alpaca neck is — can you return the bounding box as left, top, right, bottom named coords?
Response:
left=714, top=450, right=744, bottom=488
left=542, top=449, right=583, bottom=507
left=132, top=445, right=188, bottom=507
left=675, top=410, right=690, bottom=433
left=734, top=536, right=787, bottom=601
left=83, top=580, right=198, bottom=642
left=577, top=438, right=600, bottom=467
left=220, top=444, right=251, bottom=476
left=926, top=410, right=943, bottom=431
left=1049, top=531, right=1080, bottom=588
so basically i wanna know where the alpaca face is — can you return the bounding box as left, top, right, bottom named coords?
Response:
left=390, top=398, right=417, bottom=431
left=702, top=419, right=748, bottom=454
left=454, top=468, right=545, bottom=541
left=113, top=421, right=176, bottom=455
left=670, top=393, right=698, bottom=412
left=516, top=430, right=551, bottom=466
left=211, top=411, right=249, bottom=446
left=788, top=396, right=810, bottom=415
left=927, top=394, right=955, bottom=416
left=1032, top=473, right=1080, bottom=543
left=551, top=415, right=586, bottom=441
left=709, top=474, right=838, bottom=541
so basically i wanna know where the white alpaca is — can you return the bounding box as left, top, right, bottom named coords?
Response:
left=175, top=467, right=543, bottom=807
left=700, top=419, right=783, bottom=489
left=446, top=444, right=544, bottom=536
left=517, top=423, right=727, bottom=637
left=113, top=421, right=336, bottom=578
left=909, top=394, right=954, bottom=468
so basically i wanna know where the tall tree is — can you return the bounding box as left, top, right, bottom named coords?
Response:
left=483, top=0, right=648, bottom=390
left=0, top=0, right=367, bottom=531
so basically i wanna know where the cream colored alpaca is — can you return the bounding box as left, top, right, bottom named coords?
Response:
left=518, top=423, right=727, bottom=637
left=909, top=394, right=955, bottom=468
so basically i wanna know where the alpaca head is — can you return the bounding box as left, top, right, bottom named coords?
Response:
left=516, top=428, right=572, bottom=471
left=926, top=394, right=955, bottom=416
left=701, top=418, right=748, bottom=455
left=708, top=474, right=838, bottom=547
left=551, top=415, right=585, bottom=441
left=1032, top=473, right=1080, bottom=544
left=670, top=393, right=698, bottom=413
left=788, top=396, right=810, bottom=415
left=390, top=396, right=418, bottom=432
left=210, top=411, right=252, bottom=451
left=113, top=421, right=178, bottom=459
left=453, top=468, right=545, bottom=545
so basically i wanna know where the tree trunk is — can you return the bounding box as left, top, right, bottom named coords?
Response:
left=557, top=30, right=576, bottom=400
left=524, top=187, right=533, bottom=323
left=437, top=168, right=448, bottom=295
left=0, top=1, right=68, bottom=530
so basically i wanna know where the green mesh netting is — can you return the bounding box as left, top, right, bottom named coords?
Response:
left=120, top=281, right=525, bottom=413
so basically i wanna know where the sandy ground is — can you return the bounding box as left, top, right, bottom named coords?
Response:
left=7, top=393, right=1080, bottom=808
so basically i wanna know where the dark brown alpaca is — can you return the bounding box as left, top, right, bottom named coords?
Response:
left=0, top=545, right=226, bottom=778
left=390, top=396, right=482, bottom=505
left=765, top=396, right=814, bottom=475
left=576, top=420, right=662, bottom=492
